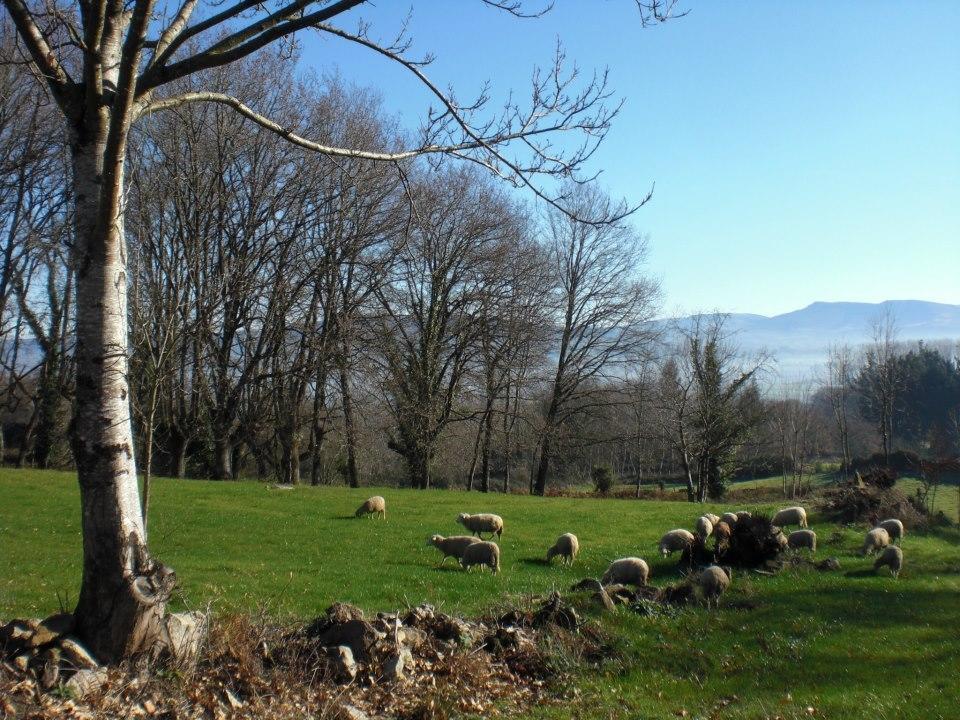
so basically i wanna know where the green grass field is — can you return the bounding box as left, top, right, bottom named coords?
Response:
left=2, top=468, right=959, bottom=719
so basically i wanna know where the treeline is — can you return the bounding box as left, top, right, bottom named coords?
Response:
left=2, top=38, right=958, bottom=499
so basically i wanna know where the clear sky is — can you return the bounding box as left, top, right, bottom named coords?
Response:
left=297, top=1, right=960, bottom=317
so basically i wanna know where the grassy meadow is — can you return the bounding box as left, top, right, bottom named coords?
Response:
left=2, top=468, right=959, bottom=719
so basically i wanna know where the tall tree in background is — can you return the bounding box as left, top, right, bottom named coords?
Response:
left=825, top=343, right=854, bottom=479
left=857, top=310, right=900, bottom=465
left=533, top=184, right=660, bottom=496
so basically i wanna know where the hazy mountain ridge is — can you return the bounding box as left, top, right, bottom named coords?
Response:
left=671, top=300, right=960, bottom=382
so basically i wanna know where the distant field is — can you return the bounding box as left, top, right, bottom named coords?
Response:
left=2, top=468, right=959, bottom=719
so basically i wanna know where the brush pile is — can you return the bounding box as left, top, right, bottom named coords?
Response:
left=714, top=514, right=787, bottom=569
left=1, top=597, right=612, bottom=720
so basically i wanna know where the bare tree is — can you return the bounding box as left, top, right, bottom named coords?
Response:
left=1, top=0, right=679, bottom=659
left=824, top=343, right=854, bottom=479
left=857, top=309, right=900, bottom=465
left=533, top=184, right=660, bottom=496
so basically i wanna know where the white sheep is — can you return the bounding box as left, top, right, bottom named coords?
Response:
left=456, top=512, right=504, bottom=540
left=355, top=496, right=386, bottom=519
left=878, top=518, right=905, bottom=544
left=460, top=540, right=500, bottom=573
left=874, top=545, right=903, bottom=578
left=695, top=516, right=714, bottom=539
left=546, top=533, right=580, bottom=565
left=772, top=506, right=808, bottom=529
left=720, top=512, right=739, bottom=527
left=427, top=535, right=480, bottom=565
left=712, top=521, right=733, bottom=543
left=658, top=529, right=695, bottom=557
left=787, top=529, right=817, bottom=553
left=693, top=565, right=732, bottom=609
left=704, top=513, right=721, bottom=526
left=861, top=527, right=891, bottom=556
left=601, top=557, right=650, bottom=586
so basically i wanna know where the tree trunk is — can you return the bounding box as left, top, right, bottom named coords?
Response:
left=339, top=363, right=360, bottom=488
left=70, top=140, right=173, bottom=663
left=169, top=429, right=188, bottom=478
left=141, top=410, right=155, bottom=536
left=33, top=353, right=62, bottom=469
left=480, top=406, right=494, bottom=493
left=533, top=434, right=551, bottom=496
left=280, top=429, right=301, bottom=485
left=466, top=421, right=483, bottom=491
left=410, top=448, right=430, bottom=490
left=213, top=437, right=233, bottom=480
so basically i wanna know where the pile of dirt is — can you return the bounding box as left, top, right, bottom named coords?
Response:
left=1, top=597, right=613, bottom=720
left=714, top=514, right=787, bottom=569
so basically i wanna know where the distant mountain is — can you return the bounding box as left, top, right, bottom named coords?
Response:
left=669, top=300, right=960, bottom=383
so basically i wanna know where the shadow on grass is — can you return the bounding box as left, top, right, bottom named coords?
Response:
left=519, top=557, right=551, bottom=567
left=843, top=568, right=877, bottom=578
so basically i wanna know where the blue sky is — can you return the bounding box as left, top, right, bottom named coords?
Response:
left=298, top=1, right=960, bottom=317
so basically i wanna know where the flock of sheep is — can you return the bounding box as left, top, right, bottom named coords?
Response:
left=354, top=495, right=906, bottom=608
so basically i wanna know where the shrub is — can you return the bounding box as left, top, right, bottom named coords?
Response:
left=591, top=465, right=614, bottom=495
left=820, top=483, right=926, bottom=528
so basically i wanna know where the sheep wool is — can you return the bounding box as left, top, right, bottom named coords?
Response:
left=874, top=545, right=903, bottom=578
left=694, top=565, right=731, bottom=608
left=601, top=557, right=650, bottom=586
left=546, top=533, right=580, bottom=565
left=456, top=513, right=504, bottom=539
left=427, top=535, right=480, bottom=565
left=878, top=518, right=905, bottom=544
left=772, top=506, right=808, bottom=529
left=695, top=516, right=714, bottom=539
left=861, top=527, right=891, bottom=556
left=720, top=512, right=739, bottom=527
left=355, top=496, right=386, bottom=519
left=735, top=510, right=753, bottom=523
left=704, top=513, right=721, bottom=526
left=712, top=521, right=733, bottom=543
left=460, top=540, right=500, bottom=573
left=658, top=529, right=695, bottom=556
left=787, top=529, right=817, bottom=553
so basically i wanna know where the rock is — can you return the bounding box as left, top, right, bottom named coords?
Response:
left=816, top=557, right=842, bottom=571
left=402, top=604, right=435, bottom=626
left=28, top=613, right=75, bottom=648
left=317, top=620, right=384, bottom=661
left=432, top=616, right=476, bottom=647
left=334, top=704, right=371, bottom=720
left=604, top=584, right=638, bottom=605
left=326, top=603, right=365, bottom=625
left=382, top=647, right=413, bottom=682
left=13, top=653, right=31, bottom=672
left=40, top=659, right=60, bottom=689
left=143, top=699, right=157, bottom=715
left=161, top=611, right=206, bottom=667
left=397, top=626, right=427, bottom=649
left=327, top=645, right=357, bottom=681
left=592, top=589, right=616, bottom=612
left=0, top=619, right=37, bottom=650
left=59, top=637, right=99, bottom=669
left=65, top=668, right=109, bottom=699
left=225, top=688, right=243, bottom=709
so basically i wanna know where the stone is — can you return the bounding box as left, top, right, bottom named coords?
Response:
left=39, top=647, right=62, bottom=689
left=816, top=557, right=842, bottom=571
left=327, top=645, right=357, bottom=681
left=396, top=626, right=427, bottom=649
left=161, top=612, right=206, bottom=667
left=317, top=620, right=384, bottom=661
left=60, top=637, right=99, bottom=669
left=335, top=704, right=371, bottom=720
left=29, top=613, right=75, bottom=648
left=13, top=653, right=31, bottom=672
left=65, top=668, right=109, bottom=699
left=592, top=589, right=616, bottom=613
left=0, top=619, right=37, bottom=650
left=402, top=604, right=435, bottom=626
left=382, top=647, right=413, bottom=682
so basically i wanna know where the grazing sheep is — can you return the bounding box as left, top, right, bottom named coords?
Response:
left=861, top=527, right=891, bottom=556
left=427, top=535, right=480, bottom=565
left=720, top=512, right=739, bottom=527
left=712, top=521, right=732, bottom=543
left=546, top=533, right=580, bottom=565
left=787, top=529, right=817, bottom=553
left=659, top=529, right=696, bottom=557
left=460, top=540, right=500, bottom=573
left=693, top=565, right=732, bottom=609
left=735, top=510, right=753, bottom=523
left=355, top=496, right=386, bottom=519
left=878, top=518, right=905, bottom=544
left=695, top=516, right=714, bottom=539
left=874, top=545, right=903, bottom=578
left=456, top=512, right=504, bottom=539
left=772, top=506, right=808, bottom=529
left=601, top=557, right=650, bottom=586
left=704, top=513, right=721, bottom=526
left=775, top=530, right=789, bottom=550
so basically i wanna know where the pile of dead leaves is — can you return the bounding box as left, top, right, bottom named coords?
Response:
left=1, top=596, right=614, bottom=720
